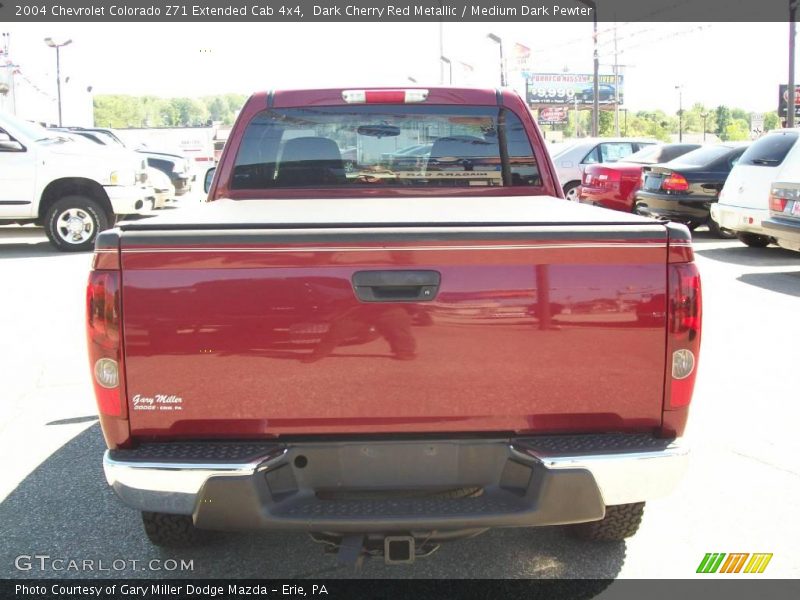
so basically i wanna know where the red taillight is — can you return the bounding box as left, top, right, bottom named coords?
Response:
left=665, top=262, right=702, bottom=409
left=769, top=194, right=788, bottom=212
left=584, top=167, right=620, bottom=186
left=662, top=172, right=689, bottom=192
left=87, top=270, right=125, bottom=417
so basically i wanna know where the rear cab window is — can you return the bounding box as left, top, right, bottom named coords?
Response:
left=231, top=105, right=541, bottom=190
left=738, top=132, right=799, bottom=167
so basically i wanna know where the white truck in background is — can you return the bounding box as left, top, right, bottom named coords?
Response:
left=0, top=111, right=152, bottom=251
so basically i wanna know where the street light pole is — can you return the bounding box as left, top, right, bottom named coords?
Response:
left=44, top=37, right=72, bottom=127
left=675, top=85, right=683, bottom=142
left=789, top=1, right=797, bottom=128
left=440, top=56, right=452, bottom=84
left=487, top=33, right=506, bottom=86
left=592, top=7, right=599, bottom=136
left=700, top=112, right=708, bottom=141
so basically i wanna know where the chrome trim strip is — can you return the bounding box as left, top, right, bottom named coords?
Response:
left=121, top=243, right=666, bottom=254
left=513, top=438, right=689, bottom=506
left=103, top=448, right=287, bottom=514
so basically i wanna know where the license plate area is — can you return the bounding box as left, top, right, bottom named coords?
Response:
left=644, top=175, right=662, bottom=191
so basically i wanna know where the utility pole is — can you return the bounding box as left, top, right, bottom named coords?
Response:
left=790, top=1, right=797, bottom=128
left=440, top=56, right=452, bottom=84
left=439, top=21, right=444, bottom=85
left=487, top=33, right=506, bottom=86
left=1, top=32, right=17, bottom=115
left=613, top=22, right=620, bottom=136
left=676, top=85, right=683, bottom=142
left=574, top=1, right=598, bottom=135
left=591, top=4, right=599, bottom=136
left=700, top=112, right=708, bottom=141
left=435, top=0, right=444, bottom=84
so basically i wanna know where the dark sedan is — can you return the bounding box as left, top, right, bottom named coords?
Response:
left=634, top=143, right=748, bottom=238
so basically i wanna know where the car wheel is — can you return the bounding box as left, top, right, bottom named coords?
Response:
left=566, top=502, right=645, bottom=541
left=142, top=512, right=215, bottom=548
left=707, top=218, right=736, bottom=239
left=736, top=232, right=771, bottom=248
left=563, top=182, right=580, bottom=202
left=44, top=195, right=109, bottom=252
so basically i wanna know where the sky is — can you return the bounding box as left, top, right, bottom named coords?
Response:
left=0, top=21, right=793, bottom=124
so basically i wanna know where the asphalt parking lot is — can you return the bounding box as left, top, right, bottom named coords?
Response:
left=0, top=224, right=798, bottom=581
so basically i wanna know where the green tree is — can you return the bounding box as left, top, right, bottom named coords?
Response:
left=206, top=97, right=228, bottom=122
left=764, top=112, right=780, bottom=131
left=724, top=119, right=751, bottom=141
left=599, top=111, right=614, bottom=136
left=715, top=106, right=732, bottom=139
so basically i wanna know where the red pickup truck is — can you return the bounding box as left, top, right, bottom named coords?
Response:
left=90, top=87, right=700, bottom=563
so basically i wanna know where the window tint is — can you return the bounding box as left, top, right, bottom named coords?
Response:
left=622, top=144, right=662, bottom=164
left=660, top=144, right=701, bottom=163
left=738, top=132, right=798, bottom=166
left=728, top=148, right=746, bottom=168
left=667, top=145, right=735, bottom=167
left=600, top=143, right=634, bottom=162
left=231, top=105, right=540, bottom=190
left=581, top=146, right=600, bottom=164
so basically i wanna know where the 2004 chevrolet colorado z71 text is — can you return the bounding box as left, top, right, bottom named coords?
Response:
left=89, top=87, right=701, bottom=563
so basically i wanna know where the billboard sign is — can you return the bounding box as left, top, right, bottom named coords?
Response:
left=778, top=85, right=800, bottom=117
left=527, top=73, right=624, bottom=105
left=538, top=106, right=569, bottom=125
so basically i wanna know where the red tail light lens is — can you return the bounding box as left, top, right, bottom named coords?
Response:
left=769, top=194, right=788, bottom=212
left=87, top=271, right=125, bottom=417
left=665, top=262, right=702, bottom=409
left=662, top=173, right=689, bottom=192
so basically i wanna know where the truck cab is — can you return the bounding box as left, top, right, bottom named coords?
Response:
left=0, top=111, right=152, bottom=251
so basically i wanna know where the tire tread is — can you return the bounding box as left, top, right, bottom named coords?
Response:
left=567, top=502, right=645, bottom=541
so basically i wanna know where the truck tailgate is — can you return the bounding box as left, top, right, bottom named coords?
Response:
left=119, top=197, right=668, bottom=438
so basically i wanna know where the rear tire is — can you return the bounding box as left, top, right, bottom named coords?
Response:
left=43, top=195, right=110, bottom=252
left=563, top=181, right=580, bottom=202
left=736, top=232, right=771, bottom=248
left=566, top=502, right=645, bottom=541
left=707, top=218, right=736, bottom=239
left=142, top=512, right=213, bottom=548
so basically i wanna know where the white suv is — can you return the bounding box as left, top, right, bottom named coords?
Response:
left=712, top=129, right=800, bottom=247
left=0, top=111, right=151, bottom=251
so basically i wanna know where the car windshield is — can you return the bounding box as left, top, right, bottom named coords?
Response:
left=666, top=145, right=733, bottom=167
left=231, top=105, right=541, bottom=190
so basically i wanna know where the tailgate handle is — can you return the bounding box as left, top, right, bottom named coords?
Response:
left=352, top=270, right=440, bottom=302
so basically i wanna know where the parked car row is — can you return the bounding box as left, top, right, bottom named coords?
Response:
left=550, top=137, right=659, bottom=201
left=51, top=126, right=194, bottom=198
left=555, top=129, right=800, bottom=253
left=0, top=110, right=199, bottom=251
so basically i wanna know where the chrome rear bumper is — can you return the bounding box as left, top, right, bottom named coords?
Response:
left=103, top=435, right=688, bottom=530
